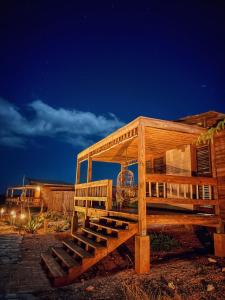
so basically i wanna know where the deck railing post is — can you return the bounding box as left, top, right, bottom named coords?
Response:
left=135, top=122, right=150, bottom=274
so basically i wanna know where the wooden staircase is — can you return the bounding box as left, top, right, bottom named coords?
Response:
left=41, top=216, right=138, bottom=287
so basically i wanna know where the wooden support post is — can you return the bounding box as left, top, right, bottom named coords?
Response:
left=214, top=233, right=225, bottom=257
left=87, top=155, right=92, bottom=183
left=135, top=235, right=150, bottom=273
left=106, top=180, right=112, bottom=211
left=137, top=124, right=147, bottom=236
left=135, top=123, right=150, bottom=274
left=76, top=159, right=81, bottom=184
left=71, top=211, right=78, bottom=234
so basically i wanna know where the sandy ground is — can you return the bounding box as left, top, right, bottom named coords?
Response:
left=0, top=221, right=225, bottom=300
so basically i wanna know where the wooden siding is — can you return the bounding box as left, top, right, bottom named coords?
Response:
left=47, top=190, right=74, bottom=212
left=214, top=130, right=225, bottom=221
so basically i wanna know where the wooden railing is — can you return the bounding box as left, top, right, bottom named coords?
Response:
left=74, top=179, right=113, bottom=211
left=6, top=196, right=40, bottom=206
left=146, top=174, right=218, bottom=207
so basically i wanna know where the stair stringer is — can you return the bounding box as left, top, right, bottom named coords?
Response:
left=66, top=223, right=138, bottom=285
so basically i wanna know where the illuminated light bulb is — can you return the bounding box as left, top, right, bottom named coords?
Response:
left=36, top=186, right=40, bottom=191
left=10, top=210, right=16, bottom=216
left=0, top=208, right=4, bottom=214
left=20, top=213, right=26, bottom=220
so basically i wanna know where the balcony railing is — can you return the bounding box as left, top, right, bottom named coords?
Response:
left=146, top=174, right=218, bottom=208
left=74, top=179, right=113, bottom=211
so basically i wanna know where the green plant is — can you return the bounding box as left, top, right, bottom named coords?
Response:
left=150, top=232, right=180, bottom=252
left=24, top=217, right=42, bottom=234
left=43, top=211, right=62, bottom=221
left=54, top=221, right=70, bottom=232
left=197, top=118, right=225, bottom=145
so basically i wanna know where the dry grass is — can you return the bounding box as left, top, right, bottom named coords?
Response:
left=121, top=280, right=168, bottom=300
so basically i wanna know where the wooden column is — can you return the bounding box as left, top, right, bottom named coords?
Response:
left=71, top=211, right=78, bottom=234
left=210, top=139, right=223, bottom=233
left=76, top=159, right=81, bottom=184
left=87, top=155, right=92, bottom=183
left=214, top=233, right=225, bottom=257
left=135, top=123, right=150, bottom=274
left=137, top=124, right=147, bottom=236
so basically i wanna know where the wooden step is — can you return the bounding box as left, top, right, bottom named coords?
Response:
left=82, top=227, right=118, bottom=240
left=91, top=220, right=126, bottom=231
left=52, top=247, right=78, bottom=269
left=101, top=216, right=137, bottom=224
left=89, top=221, right=123, bottom=232
left=41, top=253, right=66, bottom=278
left=72, top=233, right=106, bottom=249
left=63, top=240, right=93, bottom=259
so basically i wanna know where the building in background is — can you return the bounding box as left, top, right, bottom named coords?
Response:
left=6, top=178, right=74, bottom=212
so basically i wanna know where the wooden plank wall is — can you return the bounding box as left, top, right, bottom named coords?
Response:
left=214, top=130, right=225, bottom=220
left=46, top=190, right=75, bottom=213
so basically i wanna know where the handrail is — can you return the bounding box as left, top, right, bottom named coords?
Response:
left=74, top=179, right=112, bottom=211
left=146, top=174, right=217, bottom=185
left=146, top=174, right=218, bottom=208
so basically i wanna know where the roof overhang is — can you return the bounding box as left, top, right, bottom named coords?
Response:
left=77, top=116, right=206, bottom=164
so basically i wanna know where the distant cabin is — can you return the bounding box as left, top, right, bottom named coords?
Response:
left=6, top=178, right=74, bottom=212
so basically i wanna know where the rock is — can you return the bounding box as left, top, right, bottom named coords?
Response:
left=168, top=281, right=176, bottom=290
left=86, top=285, right=95, bottom=292
left=207, top=284, right=215, bottom=292
left=208, top=258, right=217, bottom=263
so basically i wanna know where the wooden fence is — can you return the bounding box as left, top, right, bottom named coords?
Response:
left=47, top=190, right=75, bottom=212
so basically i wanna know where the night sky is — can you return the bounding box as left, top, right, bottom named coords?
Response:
left=0, top=0, right=225, bottom=193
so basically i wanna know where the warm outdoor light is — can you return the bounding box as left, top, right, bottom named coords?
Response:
left=10, top=210, right=16, bottom=216
left=0, top=208, right=5, bottom=218
left=20, top=213, right=26, bottom=220
left=36, top=186, right=41, bottom=191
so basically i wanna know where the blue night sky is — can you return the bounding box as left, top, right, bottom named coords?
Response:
left=0, top=0, right=225, bottom=192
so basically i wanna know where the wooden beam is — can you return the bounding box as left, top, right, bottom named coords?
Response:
left=74, top=196, right=107, bottom=201
left=146, top=197, right=219, bottom=206
left=146, top=214, right=220, bottom=226
left=138, top=124, right=147, bottom=236
left=140, top=117, right=206, bottom=134
left=146, top=174, right=217, bottom=185
left=77, top=118, right=139, bottom=161
left=75, top=179, right=111, bottom=189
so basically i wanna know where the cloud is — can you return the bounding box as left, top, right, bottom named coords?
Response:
left=0, top=98, right=124, bottom=148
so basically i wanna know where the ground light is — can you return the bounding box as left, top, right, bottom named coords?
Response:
left=0, top=207, right=5, bottom=219
left=19, top=213, right=26, bottom=234
left=10, top=210, right=16, bottom=225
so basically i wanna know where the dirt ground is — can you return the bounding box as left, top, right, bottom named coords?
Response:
left=0, top=221, right=225, bottom=300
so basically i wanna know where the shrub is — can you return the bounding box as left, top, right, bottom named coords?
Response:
left=150, top=232, right=180, bottom=252
left=24, top=217, right=43, bottom=234
left=54, top=221, right=70, bottom=232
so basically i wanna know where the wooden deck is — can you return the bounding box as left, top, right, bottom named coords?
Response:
left=74, top=205, right=220, bottom=228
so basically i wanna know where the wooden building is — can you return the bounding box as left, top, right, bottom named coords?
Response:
left=41, top=111, right=225, bottom=287
left=6, top=178, right=74, bottom=212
